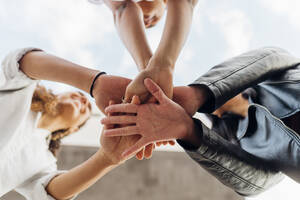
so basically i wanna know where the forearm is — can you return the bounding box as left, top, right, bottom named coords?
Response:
left=105, top=0, right=152, bottom=70
left=19, top=51, right=99, bottom=93
left=147, top=0, right=195, bottom=69
left=46, top=150, right=116, bottom=200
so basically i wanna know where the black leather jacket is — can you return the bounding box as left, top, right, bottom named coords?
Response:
left=178, top=47, right=300, bottom=196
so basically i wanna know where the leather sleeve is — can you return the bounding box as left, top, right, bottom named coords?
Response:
left=177, top=118, right=284, bottom=196
left=190, top=47, right=300, bottom=113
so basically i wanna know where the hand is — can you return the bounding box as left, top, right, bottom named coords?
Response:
left=93, top=74, right=131, bottom=114
left=131, top=96, right=156, bottom=161
left=124, top=67, right=173, bottom=103
left=100, top=98, right=144, bottom=165
left=172, top=85, right=208, bottom=116
left=101, top=78, right=193, bottom=158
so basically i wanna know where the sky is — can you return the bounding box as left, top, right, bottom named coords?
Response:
left=0, top=0, right=299, bottom=198
left=1, top=0, right=300, bottom=90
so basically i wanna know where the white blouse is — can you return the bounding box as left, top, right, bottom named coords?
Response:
left=0, top=48, right=69, bottom=199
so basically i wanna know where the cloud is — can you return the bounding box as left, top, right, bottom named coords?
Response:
left=260, top=0, right=300, bottom=31
left=190, top=0, right=206, bottom=35
left=174, top=46, right=196, bottom=84
left=208, top=8, right=253, bottom=58
left=0, top=0, right=115, bottom=66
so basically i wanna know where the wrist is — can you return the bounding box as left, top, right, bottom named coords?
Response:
left=91, top=72, right=108, bottom=98
left=136, top=53, right=153, bottom=71
left=147, top=56, right=175, bottom=71
left=180, top=117, right=202, bottom=148
left=188, top=85, right=208, bottom=111
left=96, top=149, right=119, bottom=167
left=146, top=64, right=174, bottom=78
left=180, top=116, right=194, bottom=140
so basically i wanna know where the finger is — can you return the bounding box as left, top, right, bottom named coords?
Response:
left=124, top=91, right=133, bottom=103
left=156, top=142, right=162, bottom=147
left=131, top=95, right=141, bottom=105
left=103, top=126, right=139, bottom=137
left=135, top=148, right=144, bottom=160
left=101, top=115, right=137, bottom=125
left=162, top=141, right=168, bottom=146
left=144, top=143, right=154, bottom=159
left=169, top=140, right=176, bottom=146
left=122, top=139, right=146, bottom=159
left=105, top=100, right=116, bottom=129
left=144, top=78, right=167, bottom=104
left=108, top=100, right=119, bottom=116
left=105, top=103, right=138, bottom=114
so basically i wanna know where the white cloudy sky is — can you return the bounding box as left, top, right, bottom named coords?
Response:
left=1, top=0, right=300, bottom=90
left=1, top=0, right=300, bottom=144
left=0, top=0, right=299, bottom=198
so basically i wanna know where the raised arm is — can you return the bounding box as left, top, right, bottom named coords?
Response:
left=45, top=148, right=116, bottom=199
left=147, top=0, right=197, bottom=70
left=124, top=0, right=198, bottom=102
left=16, top=50, right=150, bottom=199
left=19, top=50, right=99, bottom=93
left=19, top=50, right=131, bottom=113
left=104, top=0, right=153, bottom=70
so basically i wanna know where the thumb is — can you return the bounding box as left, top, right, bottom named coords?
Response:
left=144, top=78, right=167, bottom=104
left=124, top=89, right=133, bottom=103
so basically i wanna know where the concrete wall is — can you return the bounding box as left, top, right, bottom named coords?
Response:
left=2, top=145, right=243, bottom=200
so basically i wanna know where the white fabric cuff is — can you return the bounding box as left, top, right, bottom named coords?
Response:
left=0, top=47, right=42, bottom=90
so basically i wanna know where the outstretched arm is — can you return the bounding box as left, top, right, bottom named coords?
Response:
left=19, top=50, right=131, bottom=113
left=45, top=149, right=116, bottom=199
left=147, top=0, right=198, bottom=70
left=46, top=97, right=143, bottom=200
left=19, top=50, right=99, bottom=94
left=124, top=0, right=198, bottom=102
left=104, top=0, right=153, bottom=70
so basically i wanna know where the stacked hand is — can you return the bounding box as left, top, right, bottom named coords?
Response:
left=92, top=74, right=171, bottom=160
left=101, top=78, right=194, bottom=159
left=124, top=66, right=173, bottom=103
left=100, top=97, right=151, bottom=165
left=94, top=74, right=207, bottom=162
left=93, top=74, right=131, bottom=113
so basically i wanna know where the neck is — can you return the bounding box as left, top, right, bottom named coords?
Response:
left=38, top=113, right=62, bottom=133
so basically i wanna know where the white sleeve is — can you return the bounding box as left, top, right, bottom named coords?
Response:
left=87, top=0, right=104, bottom=4
left=15, top=164, right=77, bottom=200
left=0, top=47, right=42, bottom=91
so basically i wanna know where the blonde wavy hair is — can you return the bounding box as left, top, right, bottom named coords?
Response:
left=31, top=85, right=90, bottom=157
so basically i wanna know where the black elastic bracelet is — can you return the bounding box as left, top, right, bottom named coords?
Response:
left=90, top=71, right=107, bottom=98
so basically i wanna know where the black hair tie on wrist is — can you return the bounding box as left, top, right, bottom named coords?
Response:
left=90, top=71, right=107, bottom=98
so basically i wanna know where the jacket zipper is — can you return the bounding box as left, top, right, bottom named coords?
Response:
left=250, top=103, right=300, bottom=143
